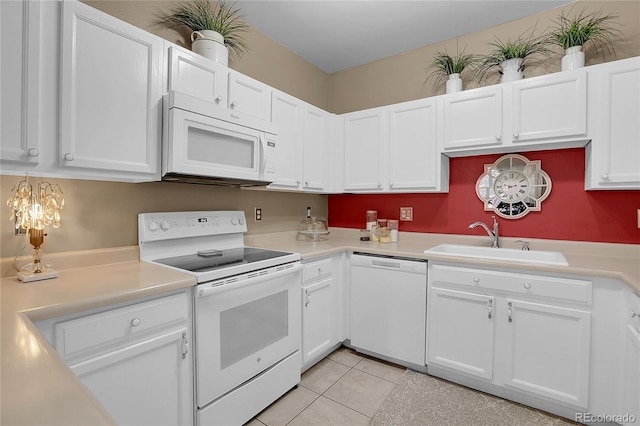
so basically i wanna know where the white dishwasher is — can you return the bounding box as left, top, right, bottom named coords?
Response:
left=349, top=253, right=427, bottom=369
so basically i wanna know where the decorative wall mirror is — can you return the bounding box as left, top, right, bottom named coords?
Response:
left=475, top=154, right=552, bottom=219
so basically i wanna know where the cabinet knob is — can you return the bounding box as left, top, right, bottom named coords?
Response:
left=524, top=282, right=531, bottom=290
left=377, top=182, right=382, bottom=188
left=296, top=180, right=301, bottom=185
left=473, top=276, right=480, bottom=284
left=495, top=135, right=502, bottom=142
left=214, top=96, right=223, bottom=104
left=513, top=132, right=520, bottom=139
left=305, top=181, right=309, bottom=186
left=632, top=310, right=638, bottom=319
left=27, top=148, right=39, bottom=157
left=230, top=101, right=237, bottom=109
left=601, top=173, right=609, bottom=180
left=64, top=153, right=74, bottom=161
left=318, top=267, right=323, bottom=274
left=131, top=318, right=141, bottom=327
left=390, top=182, right=394, bottom=188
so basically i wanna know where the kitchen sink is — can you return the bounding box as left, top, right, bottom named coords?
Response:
left=424, top=244, right=569, bottom=266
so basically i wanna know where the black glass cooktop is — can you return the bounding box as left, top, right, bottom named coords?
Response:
left=155, top=247, right=292, bottom=273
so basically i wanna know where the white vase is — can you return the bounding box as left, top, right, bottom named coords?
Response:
left=191, top=30, right=229, bottom=66
left=500, top=58, right=524, bottom=83
left=445, top=73, right=462, bottom=94
left=561, top=45, right=585, bottom=71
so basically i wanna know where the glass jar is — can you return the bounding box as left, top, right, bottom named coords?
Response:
left=366, top=210, right=377, bottom=230
left=388, top=219, right=399, bottom=243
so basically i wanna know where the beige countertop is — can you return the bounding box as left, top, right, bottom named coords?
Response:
left=1, top=228, right=638, bottom=425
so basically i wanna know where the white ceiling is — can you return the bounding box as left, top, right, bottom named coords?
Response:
left=236, top=0, right=573, bottom=73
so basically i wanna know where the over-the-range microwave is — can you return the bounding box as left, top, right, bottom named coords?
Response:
left=162, top=91, right=277, bottom=186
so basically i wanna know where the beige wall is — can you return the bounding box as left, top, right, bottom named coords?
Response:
left=329, top=0, right=640, bottom=113
left=0, top=175, right=326, bottom=258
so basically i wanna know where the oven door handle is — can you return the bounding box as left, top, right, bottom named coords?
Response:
left=196, top=263, right=302, bottom=299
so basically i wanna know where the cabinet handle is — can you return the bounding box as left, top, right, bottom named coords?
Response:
left=524, top=282, right=531, bottom=290
left=601, top=173, right=609, bottom=180
left=305, top=181, right=309, bottom=187
left=473, top=276, right=480, bottom=284
left=632, top=310, right=638, bottom=319
left=64, top=153, right=74, bottom=161
left=296, top=180, right=301, bottom=186
left=377, top=182, right=382, bottom=188
left=318, top=267, right=323, bottom=274
left=230, top=101, right=237, bottom=109
left=214, top=96, right=223, bottom=104
left=181, top=332, right=189, bottom=360
left=487, top=299, right=493, bottom=319
left=513, top=132, right=519, bottom=139
left=305, top=289, right=310, bottom=307
left=130, top=318, right=141, bottom=327
left=231, top=114, right=240, bottom=120
left=390, top=182, right=394, bottom=188
left=495, top=135, right=501, bottom=142
left=27, top=148, right=39, bottom=157
left=507, top=301, right=513, bottom=323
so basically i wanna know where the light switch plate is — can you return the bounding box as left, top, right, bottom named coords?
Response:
left=400, top=207, right=413, bottom=221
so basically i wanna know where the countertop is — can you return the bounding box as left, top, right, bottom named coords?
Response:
left=1, top=229, right=638, bottom=425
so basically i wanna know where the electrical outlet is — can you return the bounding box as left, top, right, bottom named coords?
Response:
left=400, top=207, right=413, bottom=221
left=255, top=207, right=262, bottom=222
left=637, top=209, right=640, bottom=229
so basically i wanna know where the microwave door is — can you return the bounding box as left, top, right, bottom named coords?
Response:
left=166, top=108, right=261, bottom=181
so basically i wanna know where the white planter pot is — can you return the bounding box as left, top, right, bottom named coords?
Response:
left=500, top=58, right=524, bottom=83
left=191, top=30, right=228, bottom=66
left=446, top=73, right=463, bottom=94
left=561, top=46, right=585, bottom=71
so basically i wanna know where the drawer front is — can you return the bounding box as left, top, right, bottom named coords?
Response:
left=55, top=292, right=189, bottom=360
left=431, top=264, right=591, bottom=304
left=302, top=257, right=333, bottom=283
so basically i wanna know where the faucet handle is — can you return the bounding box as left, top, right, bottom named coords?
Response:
left=515, top=240, right=530, bottom=251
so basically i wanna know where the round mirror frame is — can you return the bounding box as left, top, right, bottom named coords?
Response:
left=475, top=154, right=552, bottom=219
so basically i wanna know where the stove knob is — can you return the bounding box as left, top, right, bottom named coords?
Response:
left=238, top=217, right=245, bottom=226
left=148, top=221, right=159, bottom=232
left=161, top=220, right=171, bottom=231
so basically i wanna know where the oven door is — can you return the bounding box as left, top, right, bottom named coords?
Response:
left=194, top=262, right=302, bottom=407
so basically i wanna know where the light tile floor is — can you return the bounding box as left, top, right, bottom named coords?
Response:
left=246, top=346, right=404, bottom=426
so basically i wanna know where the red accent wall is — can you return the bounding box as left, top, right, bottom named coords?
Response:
left=328, top=148, right=640, bottom=244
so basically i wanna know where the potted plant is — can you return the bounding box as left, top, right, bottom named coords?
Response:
left=475, top=30, right=551, bottom=84
left=162, top=0, right=249, bottom=65
left=425, top=47, right=477, bottom=94
left=549, top=9, right=621, bottom=71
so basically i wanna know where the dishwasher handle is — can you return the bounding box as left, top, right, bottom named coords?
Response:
left=371, top=260, right=402, bottom=269
left=351, top=254, right=426, bottom=274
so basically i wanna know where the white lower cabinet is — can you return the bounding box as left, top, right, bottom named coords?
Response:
left=301, top=254, right=344, bottom=370
left=41, top=291, right=193, bottom=426
left=427, top=263, right=592, bottom=411
left=623, top=289, right=640, bottom=425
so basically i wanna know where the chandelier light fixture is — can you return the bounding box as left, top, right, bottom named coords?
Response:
left=6, top=175, right=65, bottom=282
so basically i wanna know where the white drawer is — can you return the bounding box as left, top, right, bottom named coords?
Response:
left=431, top=264, right=592, bottom=304
left=302, top=257, right=333, bottom=283
left=55, top=292, right=188, bottom=361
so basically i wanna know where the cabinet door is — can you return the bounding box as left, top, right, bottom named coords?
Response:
left=168, top=45, right=228, bottom=106
left=302, top=105, right=329, bottom=191
left=511, top=71, right=587, bottom=144
left=443, top=87, right=503, bottom=150
left=302, top=277, right=336, bottom=364
left=0, top=0, right=41, bottom=166
left=59, top=1, right=161, bottom=178
left=343, top=108, right=386, bottom=191
left=503, top=298, right=591, bottom=408
left=269, top=91, right=303, bottom=189
left=228, top=70, right=271, bottom=122
left=623, top=325, right=640, bottom=425
left=70, top=328, right=193, bottom=426
left=589, top=58, right=640, bottom=189
left=388, top=98, right=438, bottom=190
left=427, top=287, right=495, bottom=379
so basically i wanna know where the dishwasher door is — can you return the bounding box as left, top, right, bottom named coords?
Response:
left=349, top=253, right=427, bottom=367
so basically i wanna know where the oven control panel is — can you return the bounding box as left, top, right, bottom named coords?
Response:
left=139, top=211, right=248, bottom=242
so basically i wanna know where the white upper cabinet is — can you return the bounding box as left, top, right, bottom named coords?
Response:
left=443, top=70, right=588, bottom=156
left=59, top=0, right=162, bottom=181
left=228, top=70, right=272, bottom=122
left=443, top=87, right=503, bottom=151
left=586, top=57, right=640, bottom=190
left=268, top=91, right=332, bottom=192
left=342, top=99, right=447, bottom=193
left=342, top=107, right=387, bottom=192
left=0, top=0, right=41, bottom=167
left=389, top=97, right=446, bottom=191
left=167, top=45, right=228, bottom=106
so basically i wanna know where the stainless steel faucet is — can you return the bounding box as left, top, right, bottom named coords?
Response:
left=469, top=216, right=500, bottom=248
